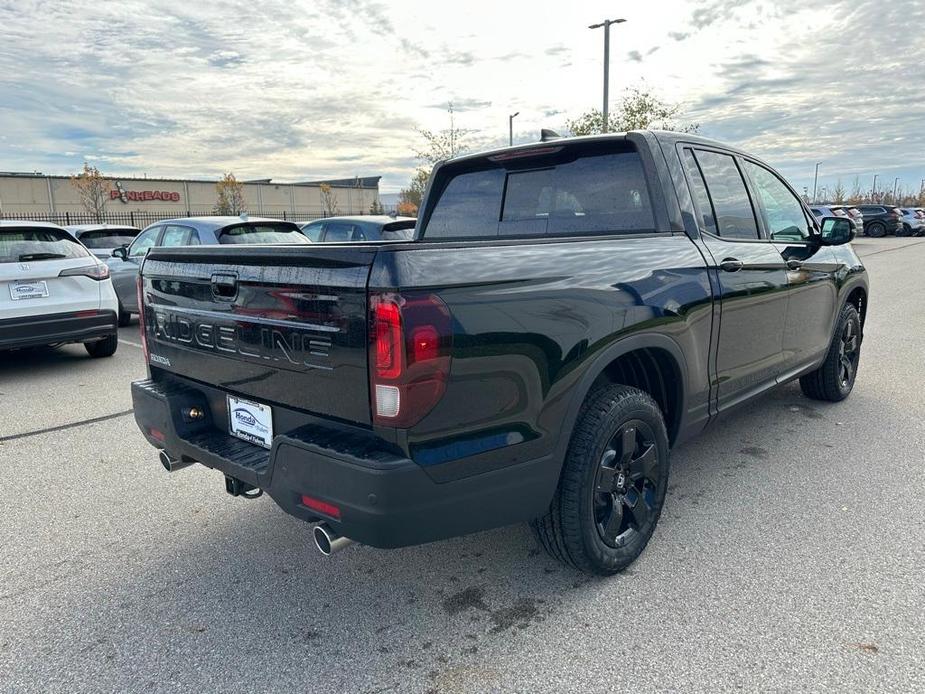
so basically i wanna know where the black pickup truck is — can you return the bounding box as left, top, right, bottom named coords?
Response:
left=131, top=131, right=867, bottom=575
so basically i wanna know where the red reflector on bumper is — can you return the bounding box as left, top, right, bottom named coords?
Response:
left=149, top=427, right=165, bottom=442
left=300, top=495, right=341, bottom=519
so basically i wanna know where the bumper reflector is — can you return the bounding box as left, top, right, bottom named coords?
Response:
left=300, top=495, right=341, bottom=519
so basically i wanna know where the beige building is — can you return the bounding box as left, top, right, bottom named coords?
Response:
left=0, top=172, right=381, bottom=222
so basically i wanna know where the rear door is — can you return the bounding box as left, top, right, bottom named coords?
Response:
left=681, top=147, right=790, bottom=411
left=140, top=244, right=376, bottom=425
left=0, top=226, right=101, bottom=319
left=739, top=158, right=838, bottom=373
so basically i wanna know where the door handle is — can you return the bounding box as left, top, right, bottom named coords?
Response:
left=719, top=258, right=743, bottom=272
left=786, top=259, right=803, bottom=270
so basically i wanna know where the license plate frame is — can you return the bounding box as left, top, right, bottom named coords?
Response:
left=10, top=280, right=49, bottom=300
left=227, top=395, right=274, bottom=449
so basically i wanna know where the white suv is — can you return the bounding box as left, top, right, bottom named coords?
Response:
left=0, top=221, right=119, bottom=357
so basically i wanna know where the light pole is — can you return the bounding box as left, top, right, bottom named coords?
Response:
left=589, top=18, right=626, bottom=133
left=812, top=162, right=822, bottom=203
left=509, top=112, right=519, bottom=147
left=872, top=174, right=879, bottom=201
left=892, top=177, right=899, bottom=202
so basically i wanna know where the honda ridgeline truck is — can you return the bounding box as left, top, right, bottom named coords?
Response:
left=131, top=131, right=867, bottom=574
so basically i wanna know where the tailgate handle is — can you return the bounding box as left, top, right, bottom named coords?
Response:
left=210, top=273, right=238, bottom=301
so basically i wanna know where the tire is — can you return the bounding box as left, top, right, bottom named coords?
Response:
left=799, top=303, right=861, bottom=402
left=117, top=303, right=132, bottom=327
left=531, top=384, right=670, bottom=575
left=897, top=224, right=912, bottom=237
left=865, top=222, right=885, bottom=238
left=85, top=333, right=118, bottom=358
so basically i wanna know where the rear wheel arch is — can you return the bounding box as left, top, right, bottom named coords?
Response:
left=557, top=335, right=688, bottom=457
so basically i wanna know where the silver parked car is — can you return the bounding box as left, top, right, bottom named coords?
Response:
left=65, top=224, right=140, bottom=260
left=899, top=208, right=925, bottom=236
left=299, top=215, right=417, bottom=242
left=107, top=216, right=308, bottom=325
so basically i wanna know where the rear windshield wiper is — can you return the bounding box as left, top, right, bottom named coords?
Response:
left=18, top=252, right=68, bottom=261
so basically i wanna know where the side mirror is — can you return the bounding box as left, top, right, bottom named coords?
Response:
left=112, top=245, right=128, bottom=260
left=819, top=217, right=854, bottom=246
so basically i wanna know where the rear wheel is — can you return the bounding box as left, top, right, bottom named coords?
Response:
left=898, top=224, right=912, bottom=237
left=532, top=384, right=670, bottom=575
left=117, top=302, right=132, bottom=327
left=799, top=303, right=861, bottom=402
left=85, top=334, right=118, bottom=358
left=866, top=222, right=885, bottom=238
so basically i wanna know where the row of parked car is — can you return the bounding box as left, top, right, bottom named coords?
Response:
left=0, top=215, right=416, bottom=357
left=809, top=204, right=925, bottom=237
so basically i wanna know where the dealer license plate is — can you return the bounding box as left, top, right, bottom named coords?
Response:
left=227, top=395, right=274, bottom=448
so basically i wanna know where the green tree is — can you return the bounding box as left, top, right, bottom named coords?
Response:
left=70, top=163, right=112, bottom=222
left=566, top=86, right=699, bottom=136
left=214, top=172, right=246, bottom=215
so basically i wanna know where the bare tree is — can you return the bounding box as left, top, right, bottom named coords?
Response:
left=214, top=172, right=246, bottom=215
left=414, top=103, right=471, bottom=165
left=70, top=163, right=112, bottom=222
left=831, top=179, right=847, bottom=205
left=848, top=177, right=863, bottom=205
left=320, top=183, right=340, bottom=216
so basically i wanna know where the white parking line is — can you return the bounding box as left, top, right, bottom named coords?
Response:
left=119, top=339, right=143, bottom=348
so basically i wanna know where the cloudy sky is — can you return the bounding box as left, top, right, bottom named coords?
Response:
left=1, top=0, right=923, bottom=195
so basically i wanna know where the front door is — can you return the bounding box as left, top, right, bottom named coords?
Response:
left=681, top=147, right=790, bottom=411
left=739, top=159, right=839, bottom=374
left=111, top=225, right=162, bottom=312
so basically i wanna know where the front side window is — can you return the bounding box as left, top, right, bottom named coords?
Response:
left=302, top=222, right=323, bottom=242
left=129, top=227, right=161, bottom=257
left=692, top=150, right=759, bottom=240
left=0, top=227, right=89, bottom=263
left=422, top=145, right=654, bottom=239
left=321, top=222, right=360, bottom=242
left=740, top=160, right=810, bottom=241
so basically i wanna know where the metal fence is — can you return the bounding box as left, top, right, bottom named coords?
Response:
left=0, top=210, right=343, bottom=228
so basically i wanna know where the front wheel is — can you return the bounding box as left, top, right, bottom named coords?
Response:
left=117, top=302, right=132, bottom=327
left=799, top=303, right=861, bottom=401
left=85, top=334, right=118, bottom=358
left=532, top=384, right=670, bottom=575
left=866, top=222, right=885, bottom=238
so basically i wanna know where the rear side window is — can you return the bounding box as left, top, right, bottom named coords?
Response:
left=681, top=149, right=718, bottom=235
left=77, top=228, right=139, bottom=248
left=692, top=150, right=759, bottom=240
left=422, top=144, right=655, bottom=239
left=219, top=223, right=308, bottom=245
left=0, top=227, right=89, bottom=263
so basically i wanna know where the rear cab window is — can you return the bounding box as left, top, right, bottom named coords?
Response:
left=1, top=226, right=90, bottom=263
left=219, top=222, right=309, bottom=245
left=77, top=228, right=139, bottom=249
left=420, top=141, right=655, bottom=240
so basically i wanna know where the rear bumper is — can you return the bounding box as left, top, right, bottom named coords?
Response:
left=0, top=310, right=117, bottom=350
left=131, top=377, right=558, bottom=549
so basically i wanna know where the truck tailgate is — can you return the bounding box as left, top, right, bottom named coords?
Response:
left=140, top=245, right=375, bottom=425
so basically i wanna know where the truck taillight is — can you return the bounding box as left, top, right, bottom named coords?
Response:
left=369, top=292, right=452, bottom=427
left=136, top=275, right=149, bottom=364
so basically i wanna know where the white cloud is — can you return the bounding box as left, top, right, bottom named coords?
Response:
left=0, top=0, right=922, bottom=194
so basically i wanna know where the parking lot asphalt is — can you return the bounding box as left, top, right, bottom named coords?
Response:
left=1, top=237, right=923, bottom=693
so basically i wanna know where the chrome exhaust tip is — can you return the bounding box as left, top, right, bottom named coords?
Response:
left=313, top=523, right=354, bottom=556
left=159, top=450, right=194, bottom=473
